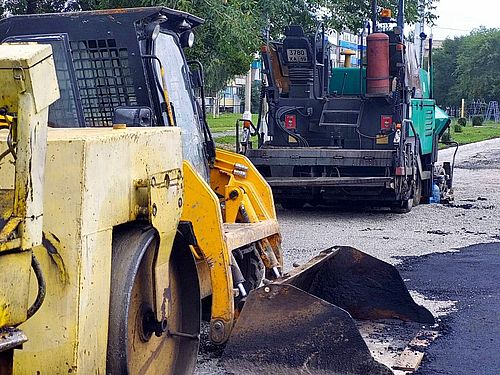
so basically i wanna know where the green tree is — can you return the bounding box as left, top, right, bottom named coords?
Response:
left=433, top=28, right=500, bottom=106
left=455, top=28, right=500, bottom=102
left=433, top=37, right=463, bottom=106
left=2, top=0, right=438, bottom=94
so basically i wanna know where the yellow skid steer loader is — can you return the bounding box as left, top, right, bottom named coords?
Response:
left=0, top=8, right=433, bottom=375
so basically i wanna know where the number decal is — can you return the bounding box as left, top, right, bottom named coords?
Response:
left=286, top=49, right=308, bottom=63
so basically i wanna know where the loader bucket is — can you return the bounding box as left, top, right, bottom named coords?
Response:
left=284, top=246, right=435, bottom=323
left=223, top=246, right=434, bottom=374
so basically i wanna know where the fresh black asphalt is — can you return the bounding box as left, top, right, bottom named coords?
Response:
left=398, top=243, right=500, bottom=375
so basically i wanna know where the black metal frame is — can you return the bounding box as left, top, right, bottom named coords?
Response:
left=3, top=33, right=86, bottom=127
left=247, top=1, right=422, bottom=206
left=0, top=7, right=204, bottom=129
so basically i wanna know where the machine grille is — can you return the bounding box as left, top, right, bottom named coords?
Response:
left=70, top=39, right=137, bottom=127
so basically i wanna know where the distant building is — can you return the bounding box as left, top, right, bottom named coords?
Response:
left=424, top=39, right=444, bottom=59
left=204, top=75, right=245, bottom=114
left=327, top=30, right=366, bottom=67
left=207, top=60, right=262, bottom=114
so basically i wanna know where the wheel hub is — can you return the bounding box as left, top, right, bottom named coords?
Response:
left=141, top=304, right=167, bottom=341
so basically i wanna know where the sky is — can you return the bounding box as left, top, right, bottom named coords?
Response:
left=429, top=0, right=500, bottom=40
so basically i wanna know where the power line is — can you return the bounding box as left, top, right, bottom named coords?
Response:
left=432, top=26, right=473, bottom=32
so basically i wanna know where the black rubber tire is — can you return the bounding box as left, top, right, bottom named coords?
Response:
left=413, top=175, right=422, bottom=207
left=234, top=247, right=264, bottom=309
left=106, top=225, right=200, bottom=375
left=391, top=198, right=413, bottom=214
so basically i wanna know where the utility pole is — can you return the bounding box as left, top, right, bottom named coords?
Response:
left=414, top=0, right=426, bottom=68
left=242, top=68, right=252, bottom=121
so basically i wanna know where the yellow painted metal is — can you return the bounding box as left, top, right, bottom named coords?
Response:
left=0, top=44, right=58, bottom=337
left=145, top=168, right=183, bottom=322
left=0, top=127, right=183, bottom=374
left=0, top=43, right=59, bottom=114
left=0, top=218, right=21, bottom=243
left=223, top=220, right=281, bottom=251
left=211, top=149, right=283, bottom=269
left=0, top=43, right=58, bottom=253
left=211, top=149, right=277, bottom=223
left=0, top=251, right=32, bottom=327
left=181, top=160, right=235, bottom=343
left=183, top=148, right=283, bottom=344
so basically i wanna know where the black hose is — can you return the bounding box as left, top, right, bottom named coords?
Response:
left=274, top=106, right=309, bottom=147
left=142, top=54, right=170, bottom=126
left=359, top=20, right=370, bottom=97
left=313, top=23, right=323, bottom=101
left=440, top=140, right=459, bottom=174
left=27, top=254, right=46, bottom=319
left=356, top=129, right=395, bottom=140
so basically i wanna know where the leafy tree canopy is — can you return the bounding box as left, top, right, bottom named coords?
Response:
left=434, top=27, right=500, bottom=106
left=2, top=0, right=438, bottom=94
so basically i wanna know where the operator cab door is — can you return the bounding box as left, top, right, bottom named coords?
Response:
left=153, top=32, right=209, bottom=181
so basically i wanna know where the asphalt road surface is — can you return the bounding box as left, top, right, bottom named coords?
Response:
left=195, top=138, right=500, bottom=374
left=400, top=242, right=500, bottom=375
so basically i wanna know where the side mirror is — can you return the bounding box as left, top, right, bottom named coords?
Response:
left=113, top=106, right=153, bottom=127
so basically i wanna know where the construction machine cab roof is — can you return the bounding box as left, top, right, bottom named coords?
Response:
left=0, top=7, right=211, bottom=179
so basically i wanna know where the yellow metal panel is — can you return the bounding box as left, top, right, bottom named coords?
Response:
left=13, top=95, right=49, bottom=250
left=211, top=149, right=277, bottom=222
left=0, top=251, right=31, bottom=327
left=181, top=161, right=235, bottom=344
left=0, top=44, right=52, bottom=69
left=13, top=138, right=85, bottom=374
left=0, top=46, right=57, bottom=336
left=0, top=43, right=59, bottom=113
left=224, top=220, right=280, bottom=251
left=210, top=148, right=283, bottom=270
left=1, top=126, right=183, bottom=374
left=77, top=230, right=112, bottom=372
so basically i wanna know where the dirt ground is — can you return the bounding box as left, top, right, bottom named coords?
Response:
left=195, top=138, right=500, bottom=374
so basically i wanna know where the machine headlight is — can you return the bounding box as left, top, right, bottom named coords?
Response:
left=146, top=23, right=161, bottom=41
left=181, top=30, right=195, bottom=48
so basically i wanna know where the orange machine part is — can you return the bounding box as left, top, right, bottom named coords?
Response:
left=366, top=33, right=390, bottom=96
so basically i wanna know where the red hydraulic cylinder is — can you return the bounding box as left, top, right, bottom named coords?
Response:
left=366, top=33, right=390, bottom=96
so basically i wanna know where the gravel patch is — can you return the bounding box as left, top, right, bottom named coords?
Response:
left=279, top=139, right=500, bottom=270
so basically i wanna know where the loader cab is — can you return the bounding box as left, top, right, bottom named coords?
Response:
left=0, top=7, right=213, bottom=180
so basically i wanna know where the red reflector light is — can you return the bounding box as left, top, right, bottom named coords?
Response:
left=395, top=167, right=406, bottom=176
left=381, top=115, right=392, bottom=130
left=285, top=114, right=297, bottom=130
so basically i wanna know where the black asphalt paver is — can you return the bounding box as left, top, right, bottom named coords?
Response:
left=398, top=242, right=500, bottom=375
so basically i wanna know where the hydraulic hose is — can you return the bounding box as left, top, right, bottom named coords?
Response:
left=274, top=106, right=309, bottom=147
left=27, top=254, right=46, bottom=319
